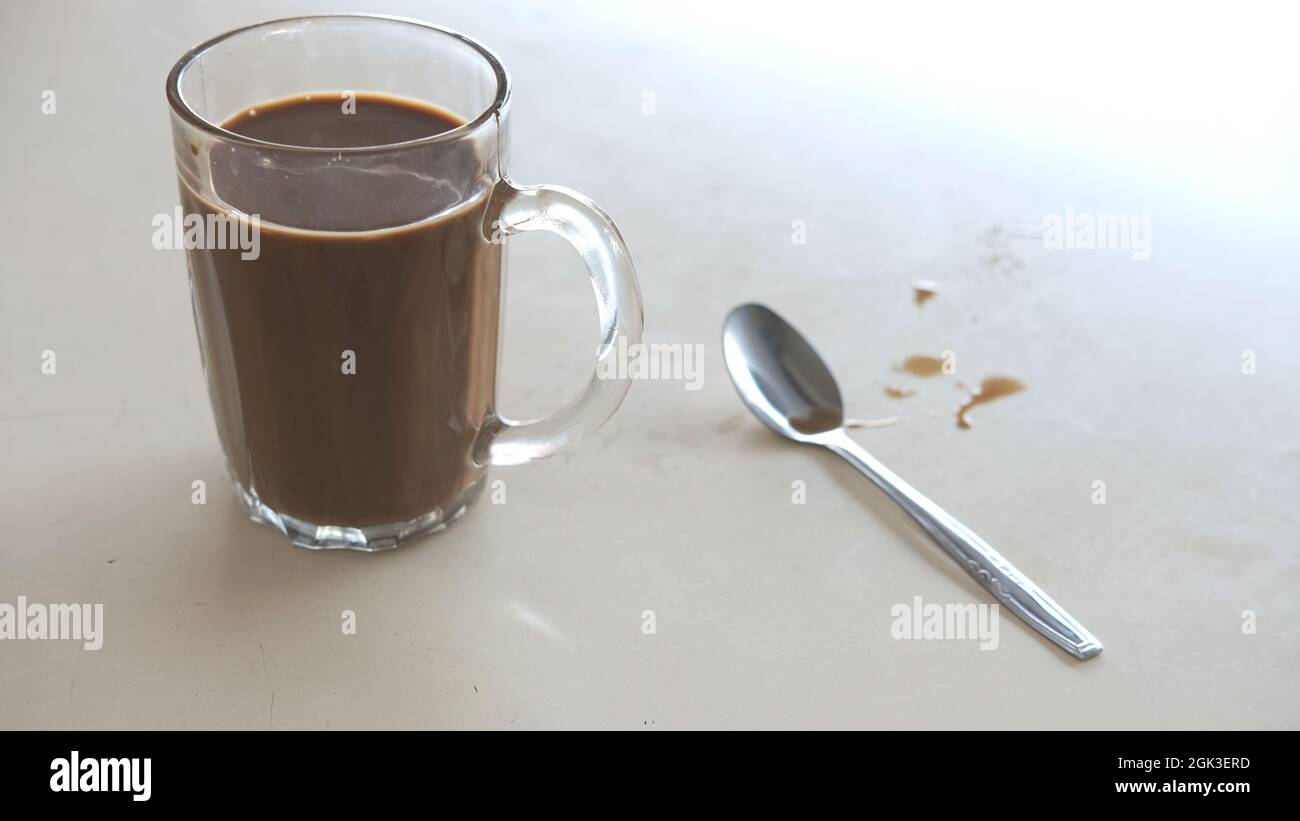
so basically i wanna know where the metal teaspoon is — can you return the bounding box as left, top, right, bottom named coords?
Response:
left=722, top=303, right=1102, bottom=660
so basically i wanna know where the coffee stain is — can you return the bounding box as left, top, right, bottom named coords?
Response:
left=977, top=224, right=1025, bottom=276
left=912, top=279, right=939, bottom=306
left=956, top=376, right=1026, bottom=429
left=894, top=355, right=947, bottom=377
left=883, top=385, right=916, bottom=399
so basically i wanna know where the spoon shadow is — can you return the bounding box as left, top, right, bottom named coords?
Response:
left=808, top=432, right=1096, bottom=667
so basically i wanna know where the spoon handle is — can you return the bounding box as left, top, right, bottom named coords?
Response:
left=821, top=429, right=1102, bottom=660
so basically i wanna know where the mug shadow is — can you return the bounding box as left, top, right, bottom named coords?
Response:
left=98, top=447, right=482, bottom=607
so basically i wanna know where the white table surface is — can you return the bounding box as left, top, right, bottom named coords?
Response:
left=2, top=0, right=1297, bottom=729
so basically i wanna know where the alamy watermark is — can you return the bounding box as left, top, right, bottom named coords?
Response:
left=152, top=206, right=261, bottom=260
left=596, top=335, right=704, bottom=390
left=50, top=751, right=150, bottom=801
left=890, top=595, right=999, bottom=650
left=1038, top=207, right=1152, bottom=261
left=0, top=595, right=103, bottom=650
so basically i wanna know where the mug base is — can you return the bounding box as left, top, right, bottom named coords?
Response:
left=234, top=476, right=484, bottom=551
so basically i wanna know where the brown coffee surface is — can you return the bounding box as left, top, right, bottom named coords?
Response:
left=183, top=93, right=500, bottom=527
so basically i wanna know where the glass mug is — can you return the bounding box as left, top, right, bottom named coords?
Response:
left=166, top=15, right=643, bottom=550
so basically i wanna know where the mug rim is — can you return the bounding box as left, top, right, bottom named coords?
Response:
left=165, top=14, right=512, bottom=154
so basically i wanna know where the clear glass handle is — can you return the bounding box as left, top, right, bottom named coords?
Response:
left=482, top=180, right=644, bottom=466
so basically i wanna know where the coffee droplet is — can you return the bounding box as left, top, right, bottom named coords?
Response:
left=883, top=385, right=916, bottom=399
left=912, top=280, right=939, bottom=306
left=895, top=355, right=946, bottom=377
left=956, top=376, right=1025, bottom=429
left=788, top=407, right=843, bottom=434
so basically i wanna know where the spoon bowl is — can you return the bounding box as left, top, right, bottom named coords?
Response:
left=722, top=304, right=843, bottom=440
